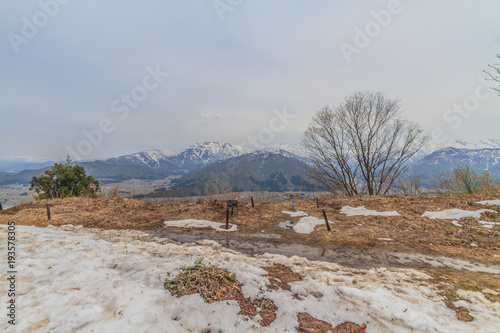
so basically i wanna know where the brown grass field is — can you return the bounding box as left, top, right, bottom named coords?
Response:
left=2, top=193, right=499, bottom=264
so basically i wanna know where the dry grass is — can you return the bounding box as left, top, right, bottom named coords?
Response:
left=262, top=264, right=302, bottom=291
left=424, top=268, right=500, bottom=322
left=296, top=313, right=367, bottom=333
left=1, top=193, right=500, bottom=264
left=164, top=260, right=240, bottom=302
left=164, top=261, right=277, bottom=327
left=0, top=197, right=289, bottom=232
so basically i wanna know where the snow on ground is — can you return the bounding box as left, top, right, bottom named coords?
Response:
left=292, top=216, right=329, bottom=234
left=452, top=220, right=463, bottom=227
left=422, top=209, right=496, bottom=220
left=281, top=211, right=309, bottom=217
left=281, top=211, right=330, bottom=234
left=2, top=225, right=500, bottom=333
left=340, top=206, right=400, bottom=216
left=476, top=200, right=500, bottom=206
left=479, top=221, right=500, bottom=229
left=164, top=219, right=237, bottom=231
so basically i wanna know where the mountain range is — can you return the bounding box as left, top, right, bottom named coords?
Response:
left=0, top=142, right=307, bottom=186
left=138, top=151, right=315, bottom=198
left=1, top=139, right=500, bottom=194
left=407, top=147, right=500, bottom=184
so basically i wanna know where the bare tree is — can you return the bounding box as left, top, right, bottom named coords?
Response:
left=485, top=53, right=500, bottom=96
left=302, top=91, right=428, bottom=196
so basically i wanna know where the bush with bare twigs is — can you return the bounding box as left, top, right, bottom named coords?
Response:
left=433, top=166, right=497, bottom=195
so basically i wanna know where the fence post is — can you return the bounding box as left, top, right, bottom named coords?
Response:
left=316, top=197, right=319, bottom=208
left=46, top=204, right=51, bottom=221
left=0, top=202, right=2, bottom=211
left=226, top=207, right=230, bottom=229
left=322, top=209, right=331, bottom=232
left=251, top=196, right=254, bottom=208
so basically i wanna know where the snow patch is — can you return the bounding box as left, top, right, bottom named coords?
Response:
left=164, top=219, right=237, bottom=232
left=292, top=216, right=328, bottom=234
left=281, top=211, right=309, bottom=217
left=340, top=206, right=400, bottom=217
left=422, top=209, right=496, bottom=220
left=476, top=200, right=500, bottom=206
left=478, top=221, right=500, bottom=229
left=451, top=220, right=463, bottom=227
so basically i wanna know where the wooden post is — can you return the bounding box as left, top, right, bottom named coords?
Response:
left=0, top=202, right=3, bottom=211
left=231, top=206, right=234, bottom=216
left=316, top=197, right=319, bottom=208
left=46, top=204, right=51, bottom=221
left=322, top=209, right=331, bottom=232
left=251, top=196, right=254, bottom=208
left=226, top=207, right=230, bottom=229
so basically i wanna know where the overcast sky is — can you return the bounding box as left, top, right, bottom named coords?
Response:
left=1, top=0, right=499, bottom=161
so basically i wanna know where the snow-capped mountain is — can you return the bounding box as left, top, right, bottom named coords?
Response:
left=408, top=147, right=500, bottom=185
left=262, top=144, right=306, bottom=158
left=407, top=138, right=500, bottom=164
left=423, top=139, right=500, bottom=156
left=106, top=142, right=305, bottom=172
left=108, top=149, right=180, bottom=169
left=168, top=142, right=251, bottom=169
left=0, top=142, right=306, bottom=184
left=139, top=150, right=318, bottom=197
left=106, top=142, right=251, bottom=174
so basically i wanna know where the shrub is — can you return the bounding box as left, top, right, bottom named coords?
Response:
left=434, top=166, right=496, bottom=195
left=30, top=156, right=100, bottom=200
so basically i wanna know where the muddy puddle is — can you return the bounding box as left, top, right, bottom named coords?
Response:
left=148, top=228, right=500, bottom=274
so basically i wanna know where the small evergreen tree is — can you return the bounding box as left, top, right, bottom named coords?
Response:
left=30, top=155, right=100, bottom=200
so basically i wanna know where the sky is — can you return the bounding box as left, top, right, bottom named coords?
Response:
left=0, top=0, right=499, bottom=161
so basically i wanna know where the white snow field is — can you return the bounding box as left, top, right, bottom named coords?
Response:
left=1, top=224, right=500, bottom=333
left=422, top=209, right=496, bottom=220
left=340, top=206, right=400, bottom=217
left=164, top=219, right=237, bottom=231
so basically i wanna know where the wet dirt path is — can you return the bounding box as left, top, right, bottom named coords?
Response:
left=148, top=228, right=500, bottom=274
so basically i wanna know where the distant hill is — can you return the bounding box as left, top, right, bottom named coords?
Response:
left=138, top=151, right=318, bottom=197
left=0, top=159, right=56, bottom=173
left=77, top=161, right=163, bottom=183
left=0, top=167, right=50, bottom=186
left=0, top=162, right=163, bottom=185
left=408, top=147, right=500, bottom=185
left=0, top=171, right=11, bottom=178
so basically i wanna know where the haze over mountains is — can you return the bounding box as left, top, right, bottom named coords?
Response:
left=1, top=139, right=500, bottom=194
